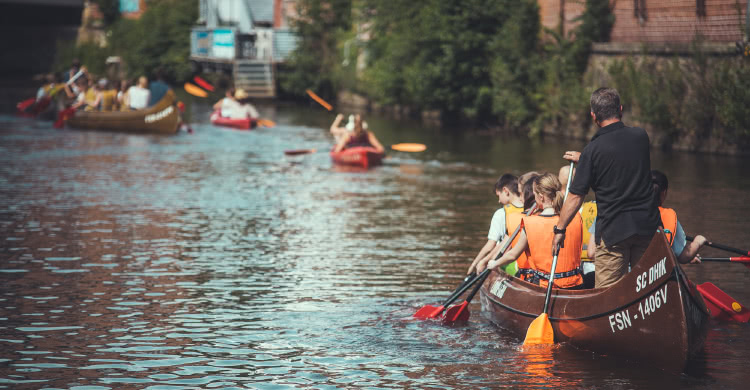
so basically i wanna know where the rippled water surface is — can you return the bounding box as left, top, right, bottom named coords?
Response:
left=1, top=103, right=749, bottom=389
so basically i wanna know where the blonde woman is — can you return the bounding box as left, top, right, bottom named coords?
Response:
left=333, top=114, right=384, bottom=153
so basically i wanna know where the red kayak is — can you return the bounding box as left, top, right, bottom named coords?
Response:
left=210, top=110, right=256, bottom=130
left=330, top=146, right=385, bottom=169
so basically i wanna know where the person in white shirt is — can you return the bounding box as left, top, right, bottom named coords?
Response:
left=127, top=76, right=150, bottom=110
left=230, top=89, right=259, bottom=119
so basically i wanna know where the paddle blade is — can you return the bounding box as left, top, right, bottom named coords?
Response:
left=184, top=82, right=208, bottom=98
left=391, top=143, right=426, bottom=153
left=697, top=282, right=750, bottom=323
left=284, top=149, right=316, bottom=156
left=442, top=302, right=470, bottom=325
left=524, top=313, right=554, bottom=345
left=413, top=305, right=441, bottom=319
left=305, top=89, right=333, bottom=111
left=53, top=107, right=75, bottom=129
left=17, top=98, right=35, bottom=112
left=193, top=76, right=214, bottom=92
left=257, top=119, right=276, bottom=128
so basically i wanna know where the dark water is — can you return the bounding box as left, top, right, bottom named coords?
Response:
left=1, top=102, right=749, bottom=389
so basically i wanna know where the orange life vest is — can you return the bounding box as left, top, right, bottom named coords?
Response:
left=523, top=213, right=583, bottom=289
left=659, top=207, right=677, bottom=245
left=506, top=210, right=531, bottom=279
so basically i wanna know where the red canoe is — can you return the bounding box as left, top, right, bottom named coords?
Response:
left=210, top=110, right=256, bottom=130
left=330, top=146, right=385, bottom=169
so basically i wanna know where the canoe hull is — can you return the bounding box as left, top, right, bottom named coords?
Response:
left=330, top=146, right=384, bottom=169
left=210, top=110, right=256, bottom=130
left=67, top=90, right=179, bottom=134
left=479, top=231, right=709, bottom=372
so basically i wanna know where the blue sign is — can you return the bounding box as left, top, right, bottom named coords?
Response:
left=120, top=0, right=140, bottom=13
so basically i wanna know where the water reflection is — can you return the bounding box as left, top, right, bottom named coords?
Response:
left=1, top=104, right=749, bottom=388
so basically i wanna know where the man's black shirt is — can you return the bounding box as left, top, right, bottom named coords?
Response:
left=569, top=121, right=659, bottom=245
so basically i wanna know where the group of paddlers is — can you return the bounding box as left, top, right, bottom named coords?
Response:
left=468, top=88, right=709, bottom=290
left=21, top=59, right=170, bottom=115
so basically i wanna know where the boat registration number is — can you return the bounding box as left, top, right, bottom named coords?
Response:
left=490, top=280, right=507, bottom=299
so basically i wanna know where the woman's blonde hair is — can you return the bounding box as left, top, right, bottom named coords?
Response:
left=533, top=172, right=565, bottom=213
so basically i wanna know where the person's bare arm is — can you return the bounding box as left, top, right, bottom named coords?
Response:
left=551, top=193, right=585, bottom=255
left=367, top=131, right=385, bottom=153
left=468, top=239, right=497, bottom=275
left=484, top=232, right=528, bottom=272
left=678, top=235, right=708, bottom=264
left=563, top=151, right=581, bottom=163
left=333, top=134, right=349, bottom=153
left=587, top=230, right=597, bottom=259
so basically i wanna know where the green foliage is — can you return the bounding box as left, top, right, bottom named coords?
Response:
left=92, top=0, right=120, bottom=26
left=609, top=54, right=750, bottom=145
left=53, top=0, right=197, bottom=83
left=278, top=0, right=352, bottom=100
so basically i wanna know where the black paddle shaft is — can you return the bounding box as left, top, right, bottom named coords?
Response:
left=687, top=235, right=749, bottom=256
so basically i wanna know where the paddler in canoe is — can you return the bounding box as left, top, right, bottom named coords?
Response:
left=468, top=174, right=524, bottom=276
left=333, top=114, right=385, bottom=154
left=554, top=87, right=660, bottom=288
left=478, top=172, right=586, bottom=289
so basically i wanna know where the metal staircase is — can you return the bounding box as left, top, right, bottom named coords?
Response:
left=233, top=59, right=275, bottom=98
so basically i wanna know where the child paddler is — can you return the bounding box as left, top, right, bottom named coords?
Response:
left=481, top=172, right=585, bottom=290
left=468, top=174, right=524, bottom=276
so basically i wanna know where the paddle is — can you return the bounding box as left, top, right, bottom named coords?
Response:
left=524, top=161, right=575, bottom=346
left=184, top=82, right=208, bottom=98
left=306, top=89, right=333, bottom=111
left=413, top=274, right=476, bottom=319
left=441, top=203, right=539, bottom=324
left=687, top=235, right=750, bottom=257
left=698, top=256, right=750, bottom=263
left=414, top=270, right=489, bottom=320
left=696, top=282, right=750, bottom=323
left=193, top=76, right=215, bottom=92
left=284, top=143, right=426, bottom=156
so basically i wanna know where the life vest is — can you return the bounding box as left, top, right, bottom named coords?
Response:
left=344, top=131, right=372, bottom=149
left=500, top=203, right=524, bottom=276
left=506, top=210, right=531, bottom=279
left=100, top=90, right=117, bottom=112
left=659, top=207, right=677, bottom=245
left=580, top=201, right=597, bottom=261
left=523, top=213, right=583, bottom=289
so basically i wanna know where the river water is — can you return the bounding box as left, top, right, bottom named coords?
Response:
left=1, top=101, right=749, bottom=389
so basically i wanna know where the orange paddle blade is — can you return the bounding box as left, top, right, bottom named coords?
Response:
left=184, top=82, right=208, bottom=98
left=524, top=313, right=554, bottom=345
left=305, top=89, right=333, bottom=111
left=193, top=76, right=214, bottom=92
left=391, top=143, right=426, bottom=152
left=257, top=119, right=276, bottom=128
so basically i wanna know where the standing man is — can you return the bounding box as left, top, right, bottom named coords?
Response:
left=551, top=88, right=659, bottom=288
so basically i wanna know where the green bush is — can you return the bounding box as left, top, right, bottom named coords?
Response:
left=53, top=0, right=197, bottom=83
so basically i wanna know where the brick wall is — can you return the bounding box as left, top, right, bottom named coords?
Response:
left=539, top=0, right=748, bottom=43
left=538, top=0, right=586, bottom=37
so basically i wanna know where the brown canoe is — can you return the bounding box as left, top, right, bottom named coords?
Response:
left=67, top=90, right=180, bottom=134
left=479, top=230, right=709, bottom=372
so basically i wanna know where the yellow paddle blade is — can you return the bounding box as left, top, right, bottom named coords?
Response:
left=184, top=82, right=208, bottom=98
left=523, top=313, right=554, bottom=345
left=257, top=119, right=276, bottom=128
left=305, top=89, right=333, bottom=111
left=391, top=143, right=426, bottom=152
